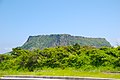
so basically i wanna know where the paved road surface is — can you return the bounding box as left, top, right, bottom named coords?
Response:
left=0, top=76, right=114, bottom=80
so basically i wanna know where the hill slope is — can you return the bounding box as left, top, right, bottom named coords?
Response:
left=21, top=34, right=111, bottom=50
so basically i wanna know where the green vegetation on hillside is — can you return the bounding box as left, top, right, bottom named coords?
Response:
left=0, top=44, right=120, bottom=72
left=21, top=34, right=111, bottom=50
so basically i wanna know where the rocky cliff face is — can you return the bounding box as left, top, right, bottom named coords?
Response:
left=21, top=34, right=111, bottom=50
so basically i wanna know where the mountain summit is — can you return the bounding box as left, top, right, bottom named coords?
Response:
left=21, top=34, right=111, bottom=50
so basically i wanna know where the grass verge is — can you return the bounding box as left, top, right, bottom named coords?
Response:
left=0, top=68, right=120, bottom=79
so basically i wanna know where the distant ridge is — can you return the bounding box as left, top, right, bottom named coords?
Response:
left=21, top=34, right=111, bottom=50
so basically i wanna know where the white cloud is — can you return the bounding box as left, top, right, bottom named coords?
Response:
left=107, top=38, right=120, bottom=46
left=4, top=48, right=12, bottom=51
left=0, top=48, right=12, bottom=54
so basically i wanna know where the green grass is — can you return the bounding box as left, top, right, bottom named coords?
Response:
left=0, top=68, right=120, bottom=79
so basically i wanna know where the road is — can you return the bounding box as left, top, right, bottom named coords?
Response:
left=0, top=76, right=114, bottom=80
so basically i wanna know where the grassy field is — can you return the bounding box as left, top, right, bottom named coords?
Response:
left=0, top=68, right=120, bottom=79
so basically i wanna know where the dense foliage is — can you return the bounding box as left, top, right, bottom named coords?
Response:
left=0, top=44, right=120, bottom=72
left=21, top=34, right=111, bottom=50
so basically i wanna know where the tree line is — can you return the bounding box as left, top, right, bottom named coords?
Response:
left=0, top=44, right=120, bottom=71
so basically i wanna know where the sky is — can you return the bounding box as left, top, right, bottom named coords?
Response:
left=0, top=0, right=120, bottom=53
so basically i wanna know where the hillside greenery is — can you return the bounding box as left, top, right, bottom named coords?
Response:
left=0, top=44, right=120, bottom=72
left=21, top=34, right=111, bottom=50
